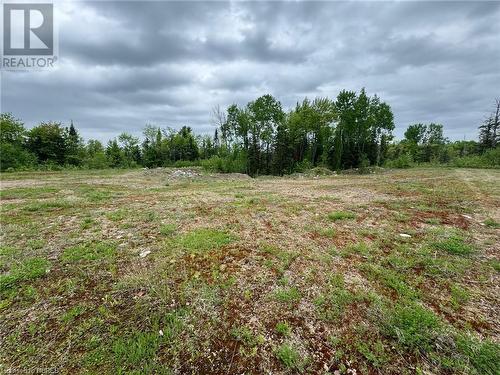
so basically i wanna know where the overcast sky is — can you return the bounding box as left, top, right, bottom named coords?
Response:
left=1, top=1, right=499, bottom=142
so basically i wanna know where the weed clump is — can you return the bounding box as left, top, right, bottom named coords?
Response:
left=275, top=343, right=305, bottom=371
left=275, top=322, right=291, bottom=336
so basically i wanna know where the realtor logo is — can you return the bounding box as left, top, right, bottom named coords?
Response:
left=2, top=3, right=57, bottom=70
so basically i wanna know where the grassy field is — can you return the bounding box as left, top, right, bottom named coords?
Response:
left=0, top=167, right=499, bottom=374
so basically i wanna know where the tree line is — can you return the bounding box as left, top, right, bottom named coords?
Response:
left=1, top=91, right=499, bottom=173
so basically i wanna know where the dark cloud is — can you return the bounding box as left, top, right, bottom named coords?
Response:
left=1, top=0, right=499, bottom=142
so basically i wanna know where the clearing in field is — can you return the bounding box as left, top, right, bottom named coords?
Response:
left=0, top=167, right=499, bottom=374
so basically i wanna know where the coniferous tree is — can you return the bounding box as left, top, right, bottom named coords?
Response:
left=479, top=99, right=500, bottom=151
left=66, top=121, right=84, bottom=166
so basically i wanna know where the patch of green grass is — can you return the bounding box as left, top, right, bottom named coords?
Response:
left=112, top=331, right=162, bottom=371
left=455, top=334, right=500, bottom=375
left=22, top=200, right=73, bottom=212
left=0, top=258, right=50, bottom=293
left=231, top=325, right=264, bottom=356
left=161, top=310, right=184, bottom=341
left=109, top=310, right=185, bottom=371
left=425, top=217, right=441, bottom=225
left=159, top=223, right=177, bottom=236
left=343, top=242, right=371, bottom=257
left=314, top=274, right=355, bottom=320
left=430, top=236, right=474, bottom=256
left=383, top=302, right=441, bottom=353
left=275, top=321, right=291, bottom=336
left=393, top=212, right=411, bottom=223
left=0, top=246, right=19, bottom=269
left=489, top=259, right=500, bottom=272
left=318, top=227, right=336, bottom=238
left=61, top=305, right=85, bottom=324
left=0, top=246, right=18, bottom=257
left=275, top=343, right=305, bottom=371
left=80, top=217, right=95, bottom=229
left=173, top=228, right=234, bottom=254
left=0, top=186, right=58, bottom=200
left=27, top=239, right=46, bottom=250
left=327, top=211, right=356, bottom=221
left=362, top=264, right=419, bottom=300
left=356, top=340, right=389, bottom=368
left=84, top=190, right=113, bottom=202
left=273, top=286, right=301, bottom=304
left=483, top=218, right=499, bottom=229
left=450, top=284, right=470, bottom=310
left=106, top=209, right=127, bottom=222
left=408, top=243, right=472, bottom=278
left=61, top=242, right=117, bottom=263
left=261, top=245, right=299, bottom=275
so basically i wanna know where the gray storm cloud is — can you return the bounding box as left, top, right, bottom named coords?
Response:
left=1, top=0, right=499, bottom=142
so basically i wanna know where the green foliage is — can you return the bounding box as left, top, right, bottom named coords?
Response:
left=26, top=122, right=69, bottom=165
left=450, top=147, right=500, bottom=168
left=3, top=95, right=498, bottom=173
left=168, top=126, right=199, bottom=162
left=200, top=154, right=246, bottom=173
left=478, top=100, right=499, bottom=152
left=384, top=153, right=413, bottom=168
left=0, top=113, right=36, bottom=171
left=332, top=89, right=394, bottom=169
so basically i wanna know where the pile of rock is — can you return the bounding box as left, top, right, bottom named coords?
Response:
left=168, top=168, right=201, bottom=179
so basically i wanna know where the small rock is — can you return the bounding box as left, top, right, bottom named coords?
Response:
left=159, top=329, right=164, bottom=336
left=399, top=233, right=411, bottom=238
left=139, top=250, right=151, bottom=258
left=461, top=214, right=472, bottom=219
